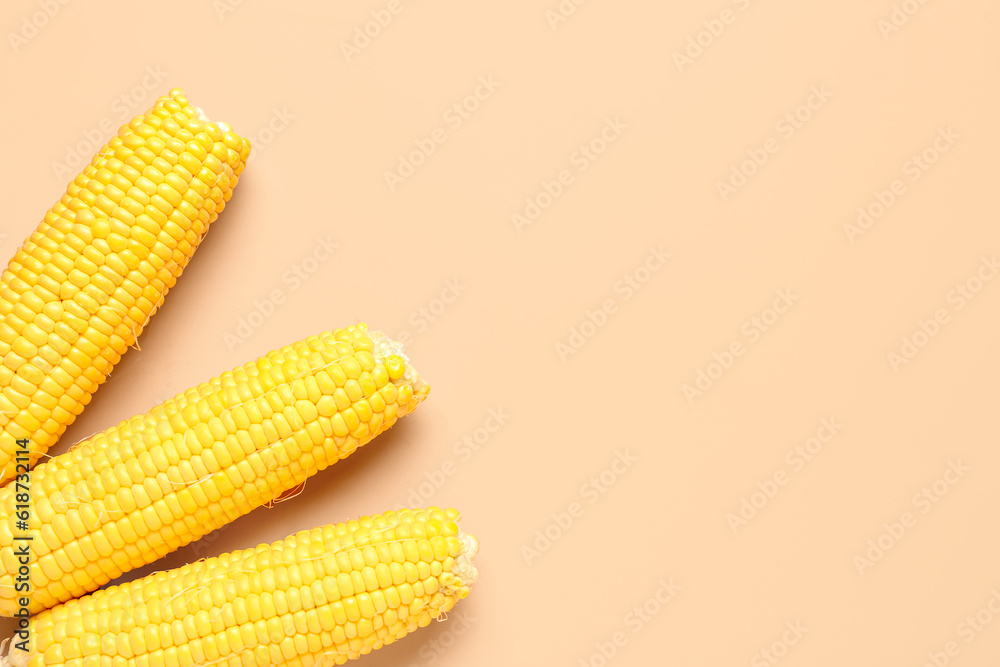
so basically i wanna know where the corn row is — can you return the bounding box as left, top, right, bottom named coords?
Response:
left=0, top=324, right=430, bottom=615
left=0, top=88, right=252, bottom=485
left=0, top=507, right=478, bottom=667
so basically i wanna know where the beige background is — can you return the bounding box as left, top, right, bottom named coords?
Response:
left=2, top=0, right=999, bottom=665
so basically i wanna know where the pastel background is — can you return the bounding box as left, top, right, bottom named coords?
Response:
left=2, top=1, right=999, bottom=665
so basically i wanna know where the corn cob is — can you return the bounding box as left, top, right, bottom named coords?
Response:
left=0, top=506, right=478, bottom=667
left=0, top=88, right=252, bottom=486
left=0, top=324, right=429, bottom=615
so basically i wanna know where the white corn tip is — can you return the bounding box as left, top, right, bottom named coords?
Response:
left=0, top=636, right=28, bottom=667
left=453, top=530, right=480, bottom=587
left=370, top=329, right=424, bottom=391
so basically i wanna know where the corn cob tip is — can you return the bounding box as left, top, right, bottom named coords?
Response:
left=452, top=530, right=481, bottom=593
left=191, top=105, right=234, bottom=134
left=0, top=637, right=26, bottom=667
left=371, top=329, right=429, bottom=399
left=167, top=88, right=240, bottom=141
